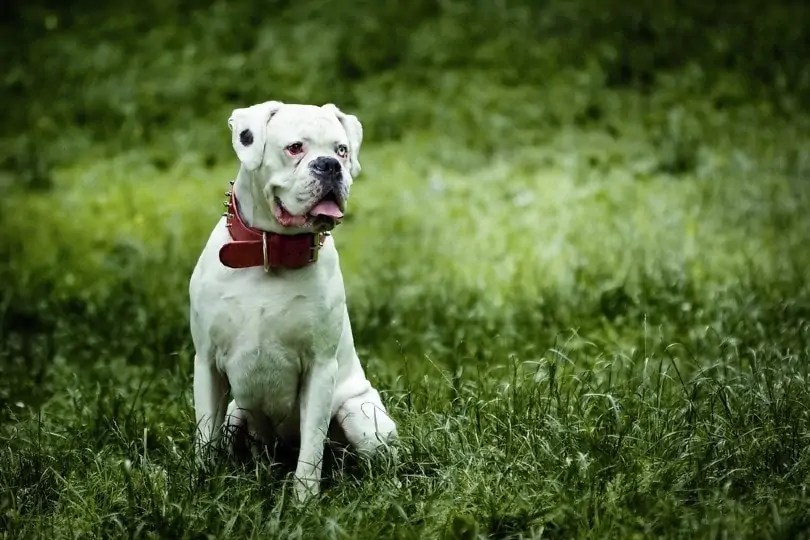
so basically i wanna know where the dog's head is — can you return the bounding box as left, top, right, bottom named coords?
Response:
left=228, top=101, right=363, bottom=232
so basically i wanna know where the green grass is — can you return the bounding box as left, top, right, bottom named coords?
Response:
left=2, top=82, right=810, bottom=538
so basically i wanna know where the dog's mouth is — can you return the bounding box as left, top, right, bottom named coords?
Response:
left=273, top=192, right=344, bottom=229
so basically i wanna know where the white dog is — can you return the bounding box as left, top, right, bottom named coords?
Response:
left=188, top=101, right=397, bottom=502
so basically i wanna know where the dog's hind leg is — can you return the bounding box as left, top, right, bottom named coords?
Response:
left=223, top=401, right=273, bottom=461
left=222, top=399, right=251, bottom=458
left=193, top=353, right=229, bottom=460
left=334, top=387, right=398, bottom=459
left=331, top=308, right=398, bottom=463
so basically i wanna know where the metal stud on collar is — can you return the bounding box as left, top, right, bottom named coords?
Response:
left=222, top=183, right=234, bottom=225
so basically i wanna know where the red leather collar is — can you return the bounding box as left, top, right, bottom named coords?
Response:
left=218, top=189, right=326, bottom=271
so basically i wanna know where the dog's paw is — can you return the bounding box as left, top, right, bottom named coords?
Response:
left=292, top=476, right=320, bottom=505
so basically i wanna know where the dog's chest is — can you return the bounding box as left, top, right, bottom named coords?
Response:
left=210, top=272, right=343, bottom=414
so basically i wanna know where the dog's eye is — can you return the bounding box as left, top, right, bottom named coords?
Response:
left=286, top=142, right=304, bottom=156
left=336, top=144, right=348, bottom=158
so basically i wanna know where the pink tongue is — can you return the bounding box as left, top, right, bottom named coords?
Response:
left=309, top=200, right=343, bottom=219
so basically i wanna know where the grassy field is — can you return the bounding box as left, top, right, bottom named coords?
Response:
left=2, top=1, right=810, bottom=538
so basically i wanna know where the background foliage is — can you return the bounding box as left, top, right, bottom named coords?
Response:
left=1, top=0, right=810, bottom=538
left=3, top=0, right=810, bottom=184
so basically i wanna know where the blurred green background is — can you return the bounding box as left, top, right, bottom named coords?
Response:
left=3, top=0, right=810, bottom=179
left=1, top=1, right=810, bottom=538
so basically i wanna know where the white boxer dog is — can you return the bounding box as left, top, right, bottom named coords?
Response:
left=188, top=101, right=397, bottom=503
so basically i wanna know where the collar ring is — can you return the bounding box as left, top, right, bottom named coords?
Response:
left=262, top=231, right=270, bottom=272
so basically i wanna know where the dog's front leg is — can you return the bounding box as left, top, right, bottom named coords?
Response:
left=293, top=359, right=337, bottom=503
left=193, top=354, right=229, bottom=461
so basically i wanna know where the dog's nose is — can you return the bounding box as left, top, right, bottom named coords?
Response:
left=311, top=156, right=341, bottom=176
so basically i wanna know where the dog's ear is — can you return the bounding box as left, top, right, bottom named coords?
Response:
left=227, top=101, right=284, bottom=170
left=322, top=103, right=363, bottom=178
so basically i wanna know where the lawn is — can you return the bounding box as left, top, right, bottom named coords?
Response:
left=2, top=1, right=810, bottom=538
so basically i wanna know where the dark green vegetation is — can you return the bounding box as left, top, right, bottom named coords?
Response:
left=2, top=1, right=810, bottom=538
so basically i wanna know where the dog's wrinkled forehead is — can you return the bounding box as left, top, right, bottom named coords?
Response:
left=266, top=105, right=347, bottom=146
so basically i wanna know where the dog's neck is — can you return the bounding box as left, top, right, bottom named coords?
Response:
left=231, top=167, right=286, bottom=234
